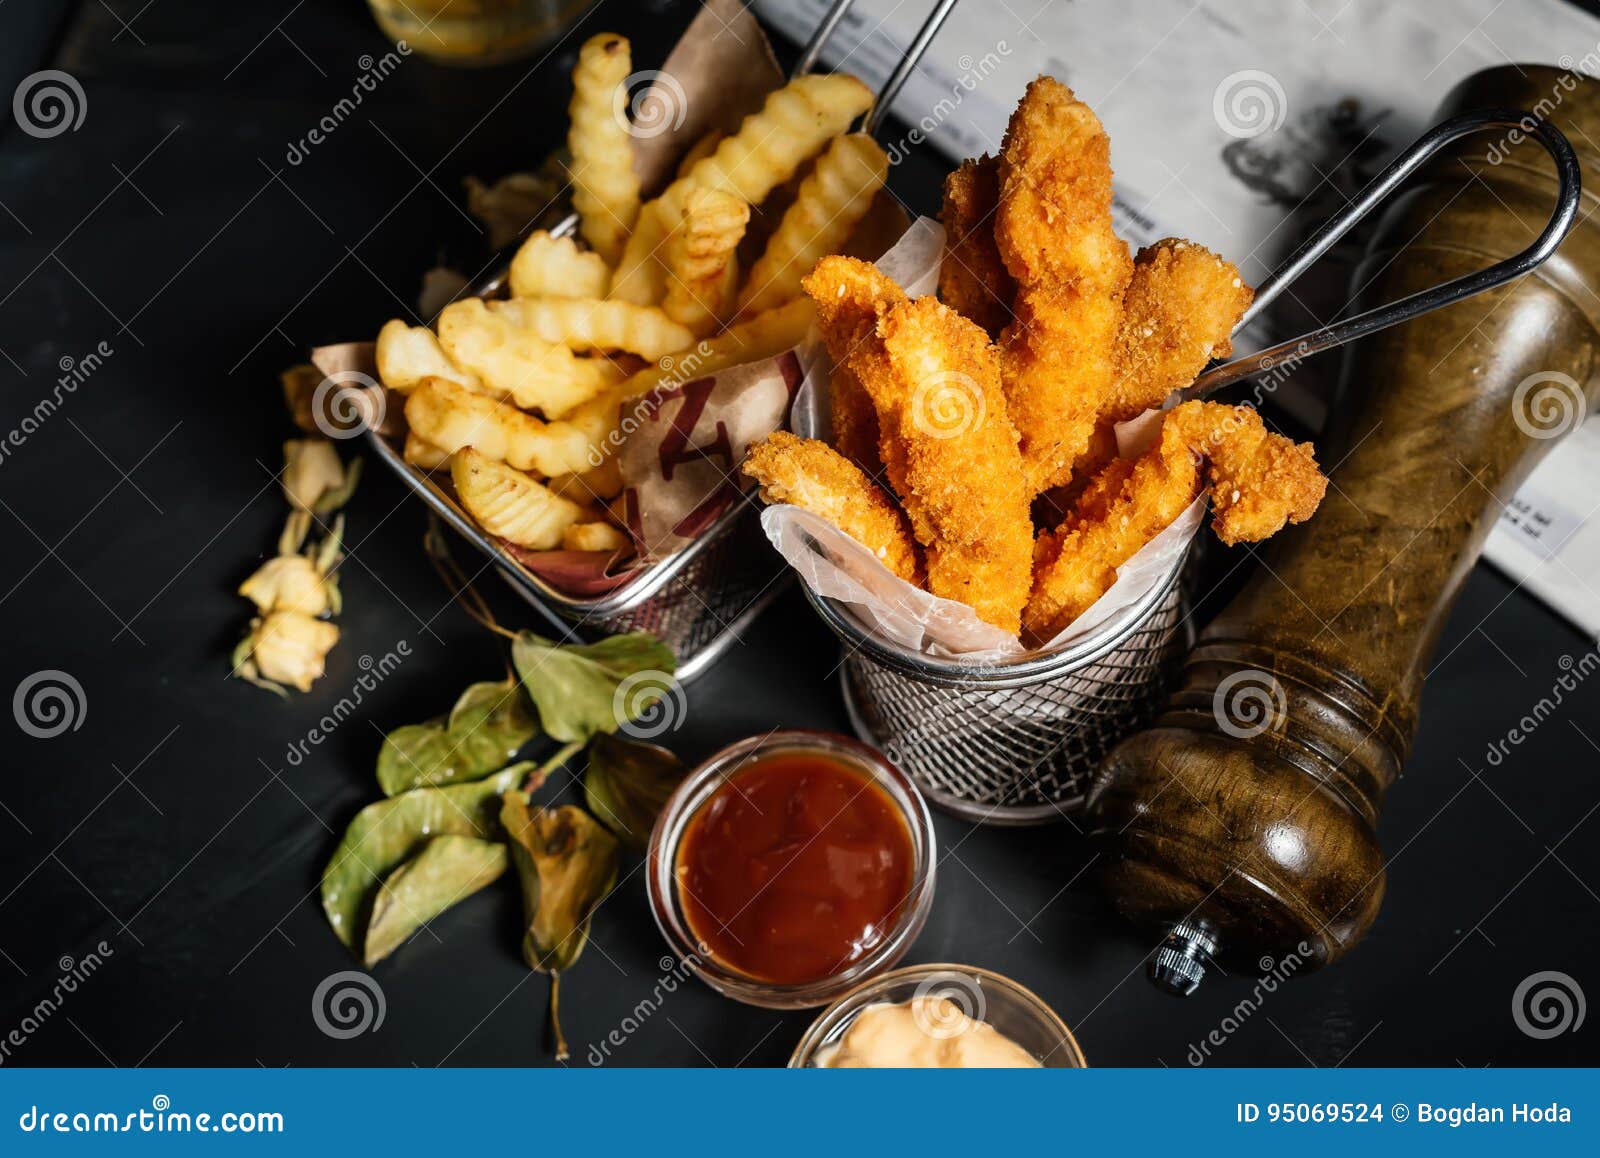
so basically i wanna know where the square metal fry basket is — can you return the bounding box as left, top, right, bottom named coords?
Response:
left=804, top=539, right=1195, bottom=825
left=361, top=213, right=789, bottom=685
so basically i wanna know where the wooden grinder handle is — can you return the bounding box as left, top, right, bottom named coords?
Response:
left=1085, top=66, right=1600, bottom=993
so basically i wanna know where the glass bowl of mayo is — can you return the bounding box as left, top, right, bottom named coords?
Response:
left=788, top=963, right=1087, bottom=1067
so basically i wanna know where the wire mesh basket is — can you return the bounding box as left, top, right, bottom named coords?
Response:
left=805, top=539, right=1195, bottom=825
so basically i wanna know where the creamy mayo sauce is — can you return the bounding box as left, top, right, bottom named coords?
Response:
left=813, top=995, right=1040, bottom=1068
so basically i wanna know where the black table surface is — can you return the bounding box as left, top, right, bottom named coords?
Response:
left=2, top=0, right=1598, bottom=1069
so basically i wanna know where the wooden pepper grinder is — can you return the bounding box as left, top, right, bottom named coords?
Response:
left=1085, top=65, right=1600, bottom=994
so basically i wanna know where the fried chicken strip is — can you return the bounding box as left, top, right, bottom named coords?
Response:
left=1025, top=401, right=1326, bottom=639
left=804, top=255, right=911, bottom=496
left=1112, top=238, right=1253, bottom=419
left=1064, top=239, right=1254, bottom=483
left=938, top=155, right=1014, bottom=338
left=995, top=77, right=1132, bottom=494
left=742, top=431, right=922, bottom=585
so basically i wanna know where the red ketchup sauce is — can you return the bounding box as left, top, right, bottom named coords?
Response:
left=674, top=750, right=914, bottom=986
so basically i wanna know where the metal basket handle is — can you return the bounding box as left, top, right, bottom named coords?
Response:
left=1182, top=108, right=1582, bottom=400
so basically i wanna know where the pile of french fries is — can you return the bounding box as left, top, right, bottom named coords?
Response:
left=373, top=32, right=887, bottom=559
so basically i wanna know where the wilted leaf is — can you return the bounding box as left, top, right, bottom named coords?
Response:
left=376, top=678, right=539, bottom=796
left=500, top=795, right=619, bottom=1061
left=584, top=733, right=687, bottom=851
left=511, top=631, right=676, bottom=743
left=363, top=835, right=508, bottom=967
left=321, top=762, right=532, bottom=951
left=500, top=797, right=619, bottom=973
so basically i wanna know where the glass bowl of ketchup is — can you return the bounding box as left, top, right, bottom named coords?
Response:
left=647, top=730, right=936, bottom=1009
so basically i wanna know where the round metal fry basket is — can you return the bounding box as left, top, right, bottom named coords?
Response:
left=805, top=538, right=1196, bottom=825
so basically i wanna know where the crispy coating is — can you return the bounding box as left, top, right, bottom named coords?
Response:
left=804, top=255, right=911, bottom=495
left=995, top=77, right=1132, bottom=493
left=938, top=155, right=1014, bottom=337
left=1025, top=401, right=1326, bottom=639
left=829, top=364, right=883, bottom=478
left=872, top=298, right=1033, bottom=634
left=742, top=431, right=922, bottom=585
left=1112, top=238, right=1253, bottom=418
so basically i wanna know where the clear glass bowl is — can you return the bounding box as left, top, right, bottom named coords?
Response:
left=788, top=963, right=1087, bottom=1067
left=647, top=730, right=936, bottom=1009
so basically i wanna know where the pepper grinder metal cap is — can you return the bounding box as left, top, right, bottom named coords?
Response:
left=1149, top=921, right=1218, bottom=997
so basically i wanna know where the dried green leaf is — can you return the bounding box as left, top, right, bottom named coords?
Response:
left=510, top=631, right=677, bottom=743
left=363, top=835, right=508, bottom=967
left=321, top=762, right=531, bottom=951
left=500, top=797, right=619, bottom=974
left=584, top=733, right=687, bottom=851
left=376, top=677, right=539, bottom=796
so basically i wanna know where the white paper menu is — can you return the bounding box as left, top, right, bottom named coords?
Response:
left=756, top=0, right=1600, bottom=639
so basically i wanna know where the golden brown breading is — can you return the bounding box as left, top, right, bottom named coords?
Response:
left=1024, top=401, right=1326, bottom=639
left=829, top=364, right=884, bottom=478
left=1113, top=238, right=1253, bottom=419
left=871, top=298, right=1033, bottom=634
left=995, top=77, right=1132, bottom=494
left=938, top=155, right=1014, bottom=338
left=742, top=431, right=923, bottom=585
left=804, top=255, right=911, bottom=495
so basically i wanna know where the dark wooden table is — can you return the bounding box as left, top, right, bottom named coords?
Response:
left=1, top=0, right=1597, bottom=1067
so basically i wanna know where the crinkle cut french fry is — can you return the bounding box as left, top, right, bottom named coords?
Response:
left=738, top=134, right=888, bottom=316
left=452, top=447, right=584, bottom=550
left=562, top=521, right=629, bottom=553
left=675, top=129, right=725, bottom=181
left=607, top=200, right=671, bottom=306
left=664, top=188, right=749, bottom=336
left=509, top=230, right=612, bottom=299
left=609, top=75, right=871, bottom=308
left=375, top=319, right=480, bottom=393
left=567, top=33, right=641, bottom=265
left=404, top=378, right=602, bottom=478
left=659, top=74, right=873, bottom=225
left=438, top=299, right=622, bottom=419
left=490, top=297, right=694, bottom=362
left=546, top=457, right=624, bottom=503
left=610, top=296, right=816, bottom=407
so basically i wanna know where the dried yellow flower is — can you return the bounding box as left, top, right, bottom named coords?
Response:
left=282, top=440, right=359, bottom=514
left=242, top=611, right=340, bottom=694
left=239, top=555, right=333, bottom=617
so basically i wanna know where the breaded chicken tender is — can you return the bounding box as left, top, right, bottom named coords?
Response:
left=1065, top=239, right=1254, bottom=482
left=804, top=256, right=911, bottom=495
left=878, top=298, right=1033, bottom=633
left=742, top=431, right=923, bottom=585
left=938, top=155, right=1014, bottom=338
left=1025, top=401, right=1326, bottom=639
left=1112, top=239, right=1253, bottom=419
left=995, top=77, right=1133, bottom=494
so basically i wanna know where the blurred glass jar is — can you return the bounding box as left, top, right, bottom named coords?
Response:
left=367, top=0, right=593, bottom=67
